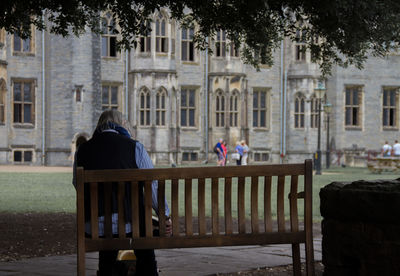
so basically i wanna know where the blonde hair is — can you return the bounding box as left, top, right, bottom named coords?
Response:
left=96, top=110, right=132, bottom=134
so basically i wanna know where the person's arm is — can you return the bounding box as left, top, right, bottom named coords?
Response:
left=135, top=142, right=171, bottom=217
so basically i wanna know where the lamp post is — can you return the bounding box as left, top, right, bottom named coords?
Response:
left=314, top=80, right=326, bottom=175
left=324, top=102, right=332, bottom=169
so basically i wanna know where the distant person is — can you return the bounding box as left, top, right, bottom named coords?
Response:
left=214, top=138, right=225, bottom=166
left=393, top=140, right=400, bottom=157
left=241, top=140, right=249, bottom=165
left=222, top=140, right=228, bottom=166
left=382, top=141, right=392, bottom=157
left=235, top=142, right=243, bottom=165
left=73, top=110, right=171, bottom=276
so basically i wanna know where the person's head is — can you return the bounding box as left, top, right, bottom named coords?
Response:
left=240, top=140, right=246, bottom=146
left=219, top=138, right=223, bottom=143
left=96, top=109, right=131, bottom=133
left=396, top=140, right=398, bottom=144
left=385, top=141, right=389, bottom=144
left=223, top=140, right=227, bottom=145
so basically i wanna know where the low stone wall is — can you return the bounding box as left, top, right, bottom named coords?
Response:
left=320, top=179, right=400, bottom=276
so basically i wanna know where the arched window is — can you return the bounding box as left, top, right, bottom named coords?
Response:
left=155, top=14, right=168, bottom=53
left=230, top=91, right=239, bottom=127
left=294, top=94, right=305, bottom=128
left=156, top=89, right=167, bottom=126
left=139, top=88, right=151, bottom=126
left=215, top=30, right=226, bottom=57
left=216, top=91, right=225, bottom=127
left=310, top=95, right=319, bottom=128
left=101, top=12, right=118, bottom=57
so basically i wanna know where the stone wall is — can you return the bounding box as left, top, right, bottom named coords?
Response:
left=320, top=179, right=400, bottom=275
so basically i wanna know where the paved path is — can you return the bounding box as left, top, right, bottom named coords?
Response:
left=0, top=238, right=321, bottom=276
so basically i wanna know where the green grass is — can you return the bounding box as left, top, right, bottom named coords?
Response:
left=0, top=166, right=398, bottom=221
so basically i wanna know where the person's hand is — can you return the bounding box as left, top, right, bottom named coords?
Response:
left=165, top=217, right=172, bottom=237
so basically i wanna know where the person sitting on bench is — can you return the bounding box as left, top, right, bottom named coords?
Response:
left=73, top=109, right=172, bottom=276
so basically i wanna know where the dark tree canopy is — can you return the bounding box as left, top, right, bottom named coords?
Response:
left=2, top=0, right=400, bottom=74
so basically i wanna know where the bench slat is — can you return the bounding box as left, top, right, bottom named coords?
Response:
left=185, top=179, right=193, bottom=236
left=264, top=176, right=272, bottom=232
left=85, top=231, right=307, bottom=251
left=277, top=176, right=285, bottom=232
left=131, top=181, right=140, bottom=238
left=212, top=177, right=219, bottom=235
left=82, top=164, right=305, bottom=183
left=198, top=178, right=206, bottom=236
left=118, top=182, right=126, bottom=238
left=224, top=177, right=233, bottom=235
left=144, top=180, right=153, bottom=237
left=171, top=179, right=179, bottom=236
left=251, top=176, right=259, bottom=233
left=158, top=180, right=166, bottom=237
left=238, top=177, right=246, bottom=234
left=289, top=175, right=301, bottom=275
left=90, top=182, right=99, bottom=239
left=104, top=183, right=113, bottom=239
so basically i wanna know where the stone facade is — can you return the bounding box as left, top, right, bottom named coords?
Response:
left=0, top=13, right=399, bottom=166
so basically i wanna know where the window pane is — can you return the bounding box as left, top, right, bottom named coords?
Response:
left=352, top=108, right=358, bottom=125
left=216, top=97, right=220, bottom=110
left=181, top=109, right=186, bottom=126
left=390, top=91, right=396, bottom=106
left=156, top=94, right=160, bottom=108
left=189, top=28, right=194, bottom=39
left=161, top=94, right=165, bottom=109
left=146, top=37, right=151, bottom=52
left=0, top=106, right=4, bottom=123
left=295, top=115, right=299, bottom=128
left=14, top=83, right=21, bottom=101
left=189, top=42, right=194, bottom=61
left=146, top=111, right=150, bottom=125
left=14, top=34, right=21, bottom=51
left=260, top=92, right=266, bottom=108
left=182, top=28, right=187, bottom=39
left=181, top=90, right=187, bottom=106
left=182, top=42, right=187, bottom=60
left=345, top=107, right=351, bottom=125
left=146, top=94, right=150, bottom=108
left=109, top=37, right=117, bottom=57
left=300, top=114, right=304, bottom=127
left=383, top=90, right=388, bottom=106
left=253, top=111, right=258, bottom=127
left=162, top=112, right=165, bottom=125
left=295, top=99, right=299, bottom=112
left=156, top=111, right=160, bottom=125
left=24, top=84, right=31, bottom=102
left=24, top=104, right=32, bottom=123
left=390, top=109, right=395, bottom=126
left=182, top=152, right=189, bottom=161
left=345, top=90, right=351, bottom=105
left=140, top=93, right=145, bottom=108
left=140, top=111, right=144, bottom=125
left=189, top=90, right=195, bottom=107
left=221, top=97, right=225, bottom=110
left=300, top=99, right=305, bottom=111
left=161, top=20, right=166, bottom=36
left=111, top=87, right=118, bottom=104
left=14, top=151, right=22, bottom=162
left=260, top=111, right=266, bottom=127
left=189, top=109, right=195, bottom=126
left=14, top=104, right=21, bottom=123
left=352, top=90, right=359, bottom=105
left=101, top=18, right=108, bottom=33
left=253, top=92, right=258, bottom=108
left=156, top=20, right=160, bottom=35
left=101, top=37, right=108, bottom=57
left=140, top=37, right=145, bottom=52
left=23, top=38, right=30, bottom=52
left=102, top=87, right=109, bottom=105
left=24, top=151, right=32, bottom=162
left=191, top=153, right=197, bottom=161
left=383, top=109, right=388, bottom=126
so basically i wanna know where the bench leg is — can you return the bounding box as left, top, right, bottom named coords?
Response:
left=77, top=244, right=85, bottom=276
left=291, top=243, right=301, bottom=276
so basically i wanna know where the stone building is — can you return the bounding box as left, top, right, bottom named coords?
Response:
left=0, top=11, right=399, bottom=166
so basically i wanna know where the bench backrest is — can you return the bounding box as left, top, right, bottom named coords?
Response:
left=76, top=159, right=314, bottom=275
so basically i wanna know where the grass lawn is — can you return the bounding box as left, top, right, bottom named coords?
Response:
left=0, top=166, right=398, bottom=221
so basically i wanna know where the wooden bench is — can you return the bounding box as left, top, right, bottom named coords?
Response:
left=76, top=159, right=315, bottom=276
